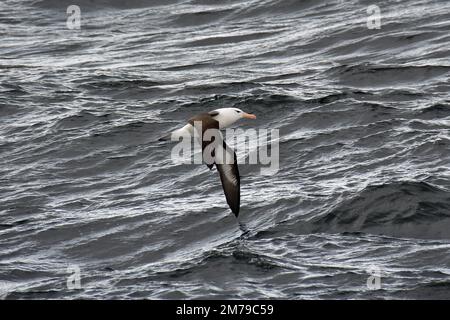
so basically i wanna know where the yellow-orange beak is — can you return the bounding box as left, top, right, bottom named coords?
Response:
left=242, top=113, right=256, bottom=119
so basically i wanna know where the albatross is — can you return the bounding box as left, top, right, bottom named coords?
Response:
left=163, top=108, right=256, bottom=217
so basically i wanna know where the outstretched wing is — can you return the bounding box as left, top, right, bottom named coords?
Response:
left=215, top=141, right=240, bottom=217
left=188, top=113, right=240, bottom=216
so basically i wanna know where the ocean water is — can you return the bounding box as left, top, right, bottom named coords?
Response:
left=1, top=0, right=450, bottom=299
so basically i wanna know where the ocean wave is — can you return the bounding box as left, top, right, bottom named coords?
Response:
left=311, top=182, right=450, bottom=239
left=331, top=64, right=450, bottom=88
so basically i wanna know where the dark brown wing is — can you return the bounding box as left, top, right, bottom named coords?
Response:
left=216, top=141, right=240, bottom=217
left=188, top=113, right=219, bottom=170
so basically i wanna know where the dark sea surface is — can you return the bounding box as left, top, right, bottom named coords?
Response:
left=1, top=0, right=450, bottom=299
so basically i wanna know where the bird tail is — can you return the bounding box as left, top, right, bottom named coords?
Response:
left=158, top=133, right=172, bottom=141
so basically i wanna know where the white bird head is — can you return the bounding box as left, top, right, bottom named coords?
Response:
left=209, top=108, right=256, bottom=129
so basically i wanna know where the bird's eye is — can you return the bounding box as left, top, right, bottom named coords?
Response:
left=236, top=110, right=241, bottom=113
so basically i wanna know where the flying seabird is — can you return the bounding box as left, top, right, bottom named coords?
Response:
left=163, top=108, right=256, bottom=217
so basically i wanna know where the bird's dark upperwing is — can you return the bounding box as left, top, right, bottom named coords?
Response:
left=216, top=142, right=240, bottom=217
left=188, top=113, right=240, bottom=217
left=188, top=113, right=219, bottom=170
